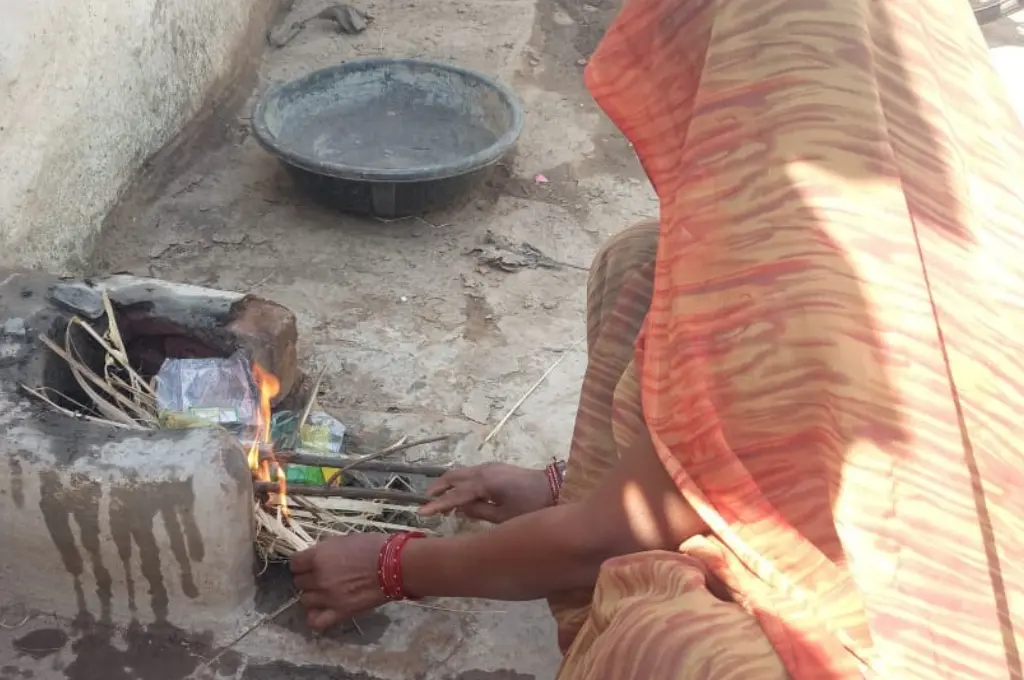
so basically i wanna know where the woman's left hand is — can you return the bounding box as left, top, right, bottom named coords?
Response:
left=290, top=531, right=389, bottom=631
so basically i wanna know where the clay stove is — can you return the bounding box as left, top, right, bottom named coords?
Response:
left=0, top=270, right=298, bottom=634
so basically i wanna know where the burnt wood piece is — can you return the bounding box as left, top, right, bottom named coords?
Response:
left=254, top=482, right=430, bottom=505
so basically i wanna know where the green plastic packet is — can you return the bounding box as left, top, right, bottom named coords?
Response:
left=267, top=411, right=347, bottom=485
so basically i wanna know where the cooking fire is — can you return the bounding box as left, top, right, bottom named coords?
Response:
left=16, top=277, right=453, bottom=564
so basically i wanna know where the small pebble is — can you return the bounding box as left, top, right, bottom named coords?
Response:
left=3, top=317, right=26, bottom=337
left=552, top=9, right=575, bottom=25
left=149, top=243, right=171, bottom=259
left=212, top=232, right=246, bottom=245
left=462, top=391, right=491, bottom=423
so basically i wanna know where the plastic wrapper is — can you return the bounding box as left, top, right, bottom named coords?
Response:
left=299, top=412, right=347, bottom=485
left=268, top=411, right=347, bottom=485
left=300, top=412, right=347, bottom=453
left=155, top=351, right=257, bottom=428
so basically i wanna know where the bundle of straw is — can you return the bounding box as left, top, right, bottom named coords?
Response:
left=255, top=492, right=436, bottom=561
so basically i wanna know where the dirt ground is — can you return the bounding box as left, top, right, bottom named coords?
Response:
left=86, top=0, right=648, bottom=677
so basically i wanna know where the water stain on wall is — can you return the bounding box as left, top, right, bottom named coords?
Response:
left=108, top=478, right=205, bottom=622
left=38, top=471, right=205, bottom=624
left=38, top=471, right=114, bottom=625
left=9, top=455, right=24, bottom=508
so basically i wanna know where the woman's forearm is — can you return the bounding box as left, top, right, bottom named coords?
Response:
left=401, top=502, right=606, bottom=601
left=401, top=431, right=707, bottom=602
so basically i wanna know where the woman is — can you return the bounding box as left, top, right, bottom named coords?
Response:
left=291, top=0, right=1024, bottom=676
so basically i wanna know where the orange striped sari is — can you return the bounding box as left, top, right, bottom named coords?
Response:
left=553, top=0, right=1024, bottom=677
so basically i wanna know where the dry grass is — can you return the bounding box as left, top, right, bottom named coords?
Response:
left=24, top=291, right=157, bottom=430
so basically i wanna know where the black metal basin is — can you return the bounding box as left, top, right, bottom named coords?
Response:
left=251, top=59, right=524, bottom=218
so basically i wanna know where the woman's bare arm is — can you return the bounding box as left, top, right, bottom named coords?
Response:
left=402, top=436, right=706, bottom=601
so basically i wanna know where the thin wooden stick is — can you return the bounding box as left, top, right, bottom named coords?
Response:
left=336, top=435, right=406, bottom=474
left=262, top=435, right=451, bottom=465
left=323, top=434, right=451, bottom=486
left=255, top=482, right=430, bottom=505
left=269, top=452, right=450, bottom=477
left=342, top=435, right=451, bottom=471
left=478, top=341, right=582, bottom=450
left=291, top=367, right=326, bottom=448
left=199, top=595, right=300, bottom=670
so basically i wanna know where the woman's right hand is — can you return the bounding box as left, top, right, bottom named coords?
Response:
left=418, top=462, right=554, bottom=523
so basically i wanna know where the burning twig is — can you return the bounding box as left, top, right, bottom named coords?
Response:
left=255, top=482, right=430, bottom=505
left=254, top=504, right=313, bottom=559
left=268, top=450, right=450, bottom=477
left=248, top=368, right=438, bottom=560
left=323, top=434, right=452, bottom=485
left=247, top=363, right=282, bottom=502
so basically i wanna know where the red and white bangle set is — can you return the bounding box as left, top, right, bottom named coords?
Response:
left=545, top=460, right=567, bottom=504
left=377, top=531, right=425, bottom=601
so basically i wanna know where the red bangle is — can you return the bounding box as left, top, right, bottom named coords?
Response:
left=377, top=531, right=426, bottom=601
left=545, top=462, right=563, bottom=504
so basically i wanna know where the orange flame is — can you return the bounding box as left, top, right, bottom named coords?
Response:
left=247, top=363, right=286, bottom=515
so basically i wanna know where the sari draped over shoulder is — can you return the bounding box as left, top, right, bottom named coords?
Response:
left=552, top=0, right=1024, bottom=677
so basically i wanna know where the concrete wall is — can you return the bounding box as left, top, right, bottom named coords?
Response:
left=0, top=0, right=279, bottom=272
